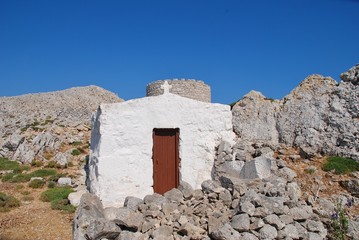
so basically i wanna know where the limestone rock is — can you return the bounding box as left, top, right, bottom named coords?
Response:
left=278, top=224, right=299, bottom=239
left=239, top=156, right=271, bottom=179
left=339, top=179, right=359, bottom=197
left=53, top=152, right=69, bottom=166
left=164, top=188, right=183, bottom=202
left=151, top=225, right=173, bottom=238
left=259, top=224, right=278, bottom=239
left=68, top=189, right=88, bottom=207
left=84, top=218, right=121, bottom=240
left=230, top=214, right=250, bottom=232
left=232, top=90, right=280, bottom=147
left=178, top=181, right=194, bottom=199
left=143, top=193, right=168, bottom=207
left=73, top=193, right=105, bottom=240
left=264, top=214, right=285, bottom=230
left=210, top=223, right=241, bottom=240
left=104, top=207, right=143, bottom=231
left=124, top=196, right=143, bottom=211
left=340, top=63, right=359, bottom=85
left=201, top=180, right=221, bottom=193
left=12, top=139, right=35, bottom=163
left=2, top=133, right=24, bottom=152
left=58, top=177, right=72, bottom=186
left=117, top=231, right=148, bottom=240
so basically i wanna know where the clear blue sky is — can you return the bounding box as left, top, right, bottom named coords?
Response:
left=0, top=0, right=358, bottom=104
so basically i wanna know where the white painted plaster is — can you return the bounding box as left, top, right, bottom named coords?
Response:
left=89, top=93, right=234, bottom=207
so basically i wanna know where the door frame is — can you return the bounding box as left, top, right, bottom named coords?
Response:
left=152, top=128, right=180, bottom=194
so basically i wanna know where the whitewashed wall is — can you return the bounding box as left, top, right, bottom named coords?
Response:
left=89, top=93, right=234, bottom=207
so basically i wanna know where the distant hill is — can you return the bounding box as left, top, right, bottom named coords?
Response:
left=0, top=85, right=123, bottom=137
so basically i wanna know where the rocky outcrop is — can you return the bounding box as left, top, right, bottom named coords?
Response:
left=232, top=64, right=359, bottom=160
left=232, top=91, right=280, bottom=147
left=0, top=86, right=123, bottom=163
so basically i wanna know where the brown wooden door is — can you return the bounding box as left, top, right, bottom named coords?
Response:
left=152, top=128, right=179, bottom=194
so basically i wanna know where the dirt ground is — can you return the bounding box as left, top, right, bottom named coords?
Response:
left=0, top=181, right=74, bottom=240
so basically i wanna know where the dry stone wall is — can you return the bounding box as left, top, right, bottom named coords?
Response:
left=146, top=79, right=211, bottom=103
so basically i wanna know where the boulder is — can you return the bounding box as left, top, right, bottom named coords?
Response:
left=239, top=156, right=271, bottom=179
left=164, top=188, right=183, bottom=202
left=68, top=189, right=88, bottom=207
left=73, top=193, right=105, bottom=240
left=104, top=207, right=143, bottom=231
left=230, top=214, right=250, bottom=232
left=53, top=152, right=68, bottom=166
left=84, top=218, right=121, bottom=240
left=123, top=196, right=143, bottom=211
left=232, top=90, right=280, bottom=147
left=259, top=224, right=278, bottom=240
left=58, top=177, right=72, bottom=186
left=178, top=181, right=194, bottom=199
left=210, top=223, right=241, bottom=240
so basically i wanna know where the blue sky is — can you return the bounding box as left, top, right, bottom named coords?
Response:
left=0, top=0, right=358, bottom=104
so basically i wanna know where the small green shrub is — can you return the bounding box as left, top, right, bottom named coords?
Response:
left=48, top=181, right=56, bottom=188
left=2, top=169, right=57, bottom=183
left=2, top=173, right=31, bottom=183
left=71, top=141, right=82, bottom=146
left=29, top=169, right=57, bottom=178
left=1, top=173, right=15, bottom=182
left=28, top=179, right=46, bottom=188
left=51, top=198, right=76, bottom=213
left=46, top=161, right=56, bottom=168
left=0, top=157, right=21, bottom=172
left=0, top=192, right=20, bottom=212
left=40, top=187, right=74, bottom=202
left=16, top=184, right=24, bottom=190
left=323, top=156, right=359, bottom=175
left=21, top=191, right=31, bottom=195
left=41, top=187, right=75, bottom=213
left=67, top=162, right=74, bottom=167
left=71, top=149, right=81, bottom=156
left=31, top=160, right=43, bottom=167
left=48, top=173, right=66, bottom=182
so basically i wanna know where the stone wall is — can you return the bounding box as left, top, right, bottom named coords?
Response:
left=146, top=79, right=211, bottom=103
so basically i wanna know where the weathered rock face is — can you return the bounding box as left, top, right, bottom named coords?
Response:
left=232, top=65, right=359, bottom=160
left=340, top=64, right=359, bottom=85
left=232, top=91, right=280, bottom=147
left=277, top=75, right=337, bottom=154
left=0, top=86, right=123, bottom=163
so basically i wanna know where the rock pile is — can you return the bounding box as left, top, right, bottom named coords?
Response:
left=74, top=172, right=328, bottom=240
left=232, top=64, right=359, bottom=161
